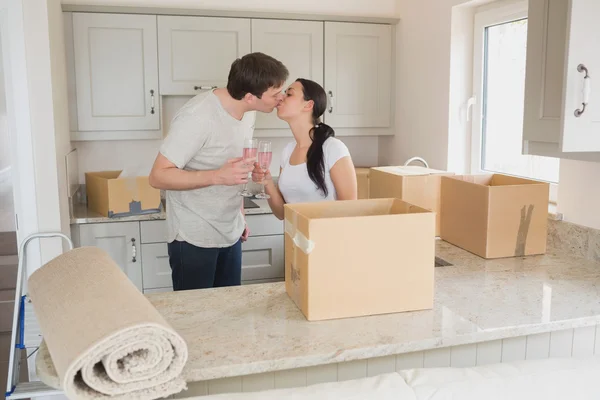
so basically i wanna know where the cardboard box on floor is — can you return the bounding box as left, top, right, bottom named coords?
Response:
left=85, top=171, right=161, bottom=218
left=355, top=168, right=371, bottom=199
left=440, top=174, right=549, bottom=259
left=284, top=198, right=435, bottom=321
left=368, top=166, right=455, bottom=236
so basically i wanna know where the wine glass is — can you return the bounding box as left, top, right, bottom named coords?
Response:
left=255, top=141, right=272, bottom=200
left=239, top=138, right=258, bottom=197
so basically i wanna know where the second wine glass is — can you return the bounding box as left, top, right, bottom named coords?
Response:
left=255, top=141, right=272, bottom=200
left=239, top=138, right=257, bottom=197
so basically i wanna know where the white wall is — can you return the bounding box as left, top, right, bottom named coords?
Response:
left=0, top=36, right=8, bottom=173
left=21, top=0, right=72, bottom=268
left=558, top=161, right=600, bottom=230
left=62, top=0, right=399, bottom=17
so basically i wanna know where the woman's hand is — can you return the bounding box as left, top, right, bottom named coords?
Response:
left=252, top=162, right=273, bottom=183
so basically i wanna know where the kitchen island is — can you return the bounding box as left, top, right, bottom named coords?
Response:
left=36, top=239, right=600, bottom=397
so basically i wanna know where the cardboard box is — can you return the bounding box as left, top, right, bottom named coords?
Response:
left=355, top=168, right=370, bottom=199
left=368, top=166, right=455, bottom=236
left=284, top=199, right=435, bottom=321
left=85, top=171, right=161, bottom=218
left=440, top=174, right=549, bottom=259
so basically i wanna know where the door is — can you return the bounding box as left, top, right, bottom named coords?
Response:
left=241, top=235, right=284, bottom=282
left=158, top=16, right=251, bottom=95
left=72, top=13, right=160, bottom=132
left=79, top=222, right=143, bottom=291
left=559, top=0, right=600, bottom=152
left=324, top=22, right=392, bottom=128
left=140, top=243, right=172, bottom=290
left=252, top=19, right=324, bottom=129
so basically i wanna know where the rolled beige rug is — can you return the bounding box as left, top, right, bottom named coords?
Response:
left=28, top=246, right=188, bottom=400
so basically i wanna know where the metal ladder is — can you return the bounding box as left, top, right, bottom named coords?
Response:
left=5, top=233, right=72, bottom=399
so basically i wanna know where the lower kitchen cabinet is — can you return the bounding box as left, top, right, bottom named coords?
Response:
left=72, top=214, right=285, bottom=294
left=77, top=221, right=144, bottom=291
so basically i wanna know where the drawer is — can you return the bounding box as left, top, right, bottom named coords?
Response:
left=140, top=243, right=172, bottom=290
left=246, top=214, right=283, bottom=237
left=141, top=220, right=167, bottom=244
left=241, top=235, right=284, bottom=281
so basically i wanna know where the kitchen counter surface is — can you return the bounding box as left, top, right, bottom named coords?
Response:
left=144, top=240, right=600, bottom=382
left=35, top=239, right=600, bottom=385
left=70, top=198, right=274, bottom=224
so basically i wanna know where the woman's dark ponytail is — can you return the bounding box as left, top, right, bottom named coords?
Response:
left=307, top=122, right=334, bottom=196
left=296, top=78, right=336, bottom=196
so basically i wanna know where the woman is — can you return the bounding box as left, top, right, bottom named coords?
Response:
left=252, top=78, right=357, bottom=220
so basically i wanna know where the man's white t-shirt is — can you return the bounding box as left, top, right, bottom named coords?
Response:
left=160, top=90, right=255, bottom=248
left=277, top=137, right=351, bottom=204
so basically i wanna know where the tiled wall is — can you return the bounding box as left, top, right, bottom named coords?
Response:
left=173, top=325, right=600, bottom=398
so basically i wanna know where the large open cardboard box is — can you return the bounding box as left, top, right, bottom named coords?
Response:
left=369, top=166, right=455, bottom=236
left=284, top=198, right=435, bottom=321
left=440, top=174, right=549, bottom=259
left=85, top=171, right=161, bottom=218
left=355, top=168, right=370, bottom=199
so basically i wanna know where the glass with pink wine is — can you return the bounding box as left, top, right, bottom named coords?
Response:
left=239, top=138, right=257, bottom=197
left=255, top=141, right=272, bottom=199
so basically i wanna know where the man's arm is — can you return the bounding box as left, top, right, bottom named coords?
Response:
left=149, top=153, right=253, bottom=191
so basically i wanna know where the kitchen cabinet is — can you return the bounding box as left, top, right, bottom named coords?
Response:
left=251, top=19, right=324, bottom=129
left=73, top=213, right=284, bottom=293
left=140, top=243, right=172, bottom=290
left=78, top=222, right=143, bottom=291
left=157, top=16, right=251, bottom=95
left=324, top=22, right=392, bottom=128
left=69, top=13, right=161, bottom=137
left=522, top=0, right=600, bottom=161
left=241, top=235, right=285, bottom=281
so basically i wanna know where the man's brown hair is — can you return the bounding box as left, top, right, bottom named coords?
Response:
left=227, top=52, right=289, bottom=100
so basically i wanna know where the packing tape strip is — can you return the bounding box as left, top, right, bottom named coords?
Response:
left=285, top=213, right=315, bottom=254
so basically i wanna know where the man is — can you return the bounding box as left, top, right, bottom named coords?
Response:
left=149, top=52, right=289, bottom=291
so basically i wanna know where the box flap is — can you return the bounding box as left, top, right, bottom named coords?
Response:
left=372, top=166, right=450, bottom=176
left=355, top=168, right=371, bottom=177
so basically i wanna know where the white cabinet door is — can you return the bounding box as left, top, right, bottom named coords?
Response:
left=241, top=235, right=284, bottom=282
left=324, top=22, right=392, bottom=128
left=141, top=243, right=172, bottom=290
left=560, top=0, right=600, bottom=152
left=72, top=13, right=160, bottom=133
left=252, top=19, right=324, bottom=129
left=158, top=16, right=251, bottom=95
left=78, top=222, right=143, bottom=291
left=522, top=0, right=600, bottom=159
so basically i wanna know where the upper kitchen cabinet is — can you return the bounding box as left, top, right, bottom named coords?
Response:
left=324, top=22, right=392, bottom=128
left=251, top=19, right=324, bottom=129
left=70, top=13, right=161, bottom=137
left=523, top=0, right=600, bottom=160
left=158, top=16, right=251, bottom=95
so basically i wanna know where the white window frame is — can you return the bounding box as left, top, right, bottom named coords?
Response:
left=471, top=1, right=558, bottom=203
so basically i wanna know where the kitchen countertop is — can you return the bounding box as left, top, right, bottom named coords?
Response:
left=70, top=198, right=274, bottom=224
left=35, top=239, right=600, bottom=385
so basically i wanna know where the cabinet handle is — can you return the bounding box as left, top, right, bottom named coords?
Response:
left=131, top=238, right=137, bottom=263
left=328, top=90, right=334, bottom=113
left=574, top=64, right=591, bottom=117
left=194, top=85, right=217, bottom=91
left=150, top=89, right=156, bottom=115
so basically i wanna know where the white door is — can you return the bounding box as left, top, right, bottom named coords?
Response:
left=559, top=0, right=600, bottom=152
left=241, top=235, right=284, bottom=282
left=79, top=222, right=143, bottom=291
left=324, top=22, right=392, bottom=128
left=158, top=16, right=251, bottom=95
left=72, top=13, right=160, bottom=132
left=252, top=19, right=324, bottom=129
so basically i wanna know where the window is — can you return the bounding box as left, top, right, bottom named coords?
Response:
left=472, top=3, right=559, bottom=199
